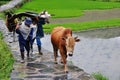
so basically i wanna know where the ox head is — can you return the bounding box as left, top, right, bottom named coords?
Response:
left=38, top=10, right=51, bottom=24
left=62, top=36, right=80, bottom=56
left=5, top=12, right=16, bottom=32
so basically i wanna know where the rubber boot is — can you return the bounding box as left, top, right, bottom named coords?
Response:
left=21, top=52, right=25, bottom=63
left=27, top=52, right=29, bottom=59
left=38, top=45, right=43, bottom=55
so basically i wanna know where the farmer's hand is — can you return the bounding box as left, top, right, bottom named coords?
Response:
left=15, top=23, right=20, bottom=29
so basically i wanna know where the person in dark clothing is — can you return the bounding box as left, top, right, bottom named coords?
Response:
left=36, top=18, right=45, bottom=55
left=16, top=18, right=32, bottom=63
left=35, top=11, right=51, bottom=55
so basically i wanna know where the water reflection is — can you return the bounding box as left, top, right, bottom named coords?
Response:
left=40, top=27, right=120, bottom=80
left=73, top=36, right=120, bottom=80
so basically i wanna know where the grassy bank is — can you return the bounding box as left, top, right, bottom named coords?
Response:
left=43, top=18, right=120, bottom=33
left=0, top=1, right=9, bottom=6
left=0, top=32, right=14, bottom=80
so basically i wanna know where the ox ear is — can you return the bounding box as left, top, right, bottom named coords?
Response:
left=74, top=36, right=80, bottom=42
left=61, top=36, right=67, bottom=41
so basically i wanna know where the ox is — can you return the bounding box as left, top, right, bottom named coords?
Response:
left=51, top=26, right=80, bottom=73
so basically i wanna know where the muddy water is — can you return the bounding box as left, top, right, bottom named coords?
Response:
left=41, top=27, right=120, bottom=80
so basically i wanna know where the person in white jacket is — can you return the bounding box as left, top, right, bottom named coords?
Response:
left=16, top=18, right=33, bottom=63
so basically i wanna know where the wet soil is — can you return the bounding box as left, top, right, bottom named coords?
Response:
left=50, top=9, right=120, bottom=24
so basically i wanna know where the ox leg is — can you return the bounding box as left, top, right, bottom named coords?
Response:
left=13, top=30, right=15, bottom=42
left=53, top=47, right=58, bottom=64
left=60, top=58, right=63, bottom=63
left=62, top=56, right=68, bottom=73
left=64, top=64, right=68, bottom=73
left=60, top=50, right=68, bottom=73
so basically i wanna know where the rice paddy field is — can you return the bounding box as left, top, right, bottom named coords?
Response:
left=13, top=0, right=120, bottom=32
left=16, top=0, right=120, bottom=18
left=43, top=18, right=120, bottom=33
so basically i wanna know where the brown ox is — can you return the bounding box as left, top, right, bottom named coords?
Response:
left=51, top=26, right=80, bottom=73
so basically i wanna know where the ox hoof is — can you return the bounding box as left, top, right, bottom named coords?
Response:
left=54, top=62, right=58, bottom=64
left=65, top=70, right=69, bottom=73
left=61, top=61, right=63, bottom=64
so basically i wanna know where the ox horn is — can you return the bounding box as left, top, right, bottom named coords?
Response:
left=74, top=36, right=80, bottom=42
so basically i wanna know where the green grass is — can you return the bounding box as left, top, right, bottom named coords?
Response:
left=15, top=0, right=120, bottom=18
left=91, top=0, right=120, bottom=2
left=0, top=1, right=9, bottom=6
left=0, top=32, right=14, bottom=80
left=0, top=13, right=6, bottom=19
left=92, top=72, right=108, bottom=80
left=43, top=18, right=120, bottom=33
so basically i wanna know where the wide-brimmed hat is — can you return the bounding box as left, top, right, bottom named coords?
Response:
left=39, top=11, right=51, bottom=18
left=25, top=18, right=32, bottom=25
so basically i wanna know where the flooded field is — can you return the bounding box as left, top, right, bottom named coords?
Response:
left=41, top=27, right=120, bottom=80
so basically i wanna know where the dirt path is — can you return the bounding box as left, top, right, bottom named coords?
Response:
left=50, top=8, right=120, bottom=24
left=0, top=0, right=22, bottom=12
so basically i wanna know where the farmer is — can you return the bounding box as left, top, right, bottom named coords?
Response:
left=16, top=18, right=33, bottom=63
left=35, top=18, right=44, bottom=55
left=35, top=10, right=51, bottom=55
left=28, top=19, right=37, bottom=55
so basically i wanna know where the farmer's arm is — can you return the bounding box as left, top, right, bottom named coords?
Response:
left=15, top=23, right=21, bottom=34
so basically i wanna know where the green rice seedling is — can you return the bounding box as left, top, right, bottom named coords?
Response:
left=15, top=0, right=120, bottom=18
left=92, top=72, right=109, bottom=80
left=43, top=18, right=120, bottom=33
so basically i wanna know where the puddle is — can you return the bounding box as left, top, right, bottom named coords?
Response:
left=40, top=27, right=120, bottom=80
